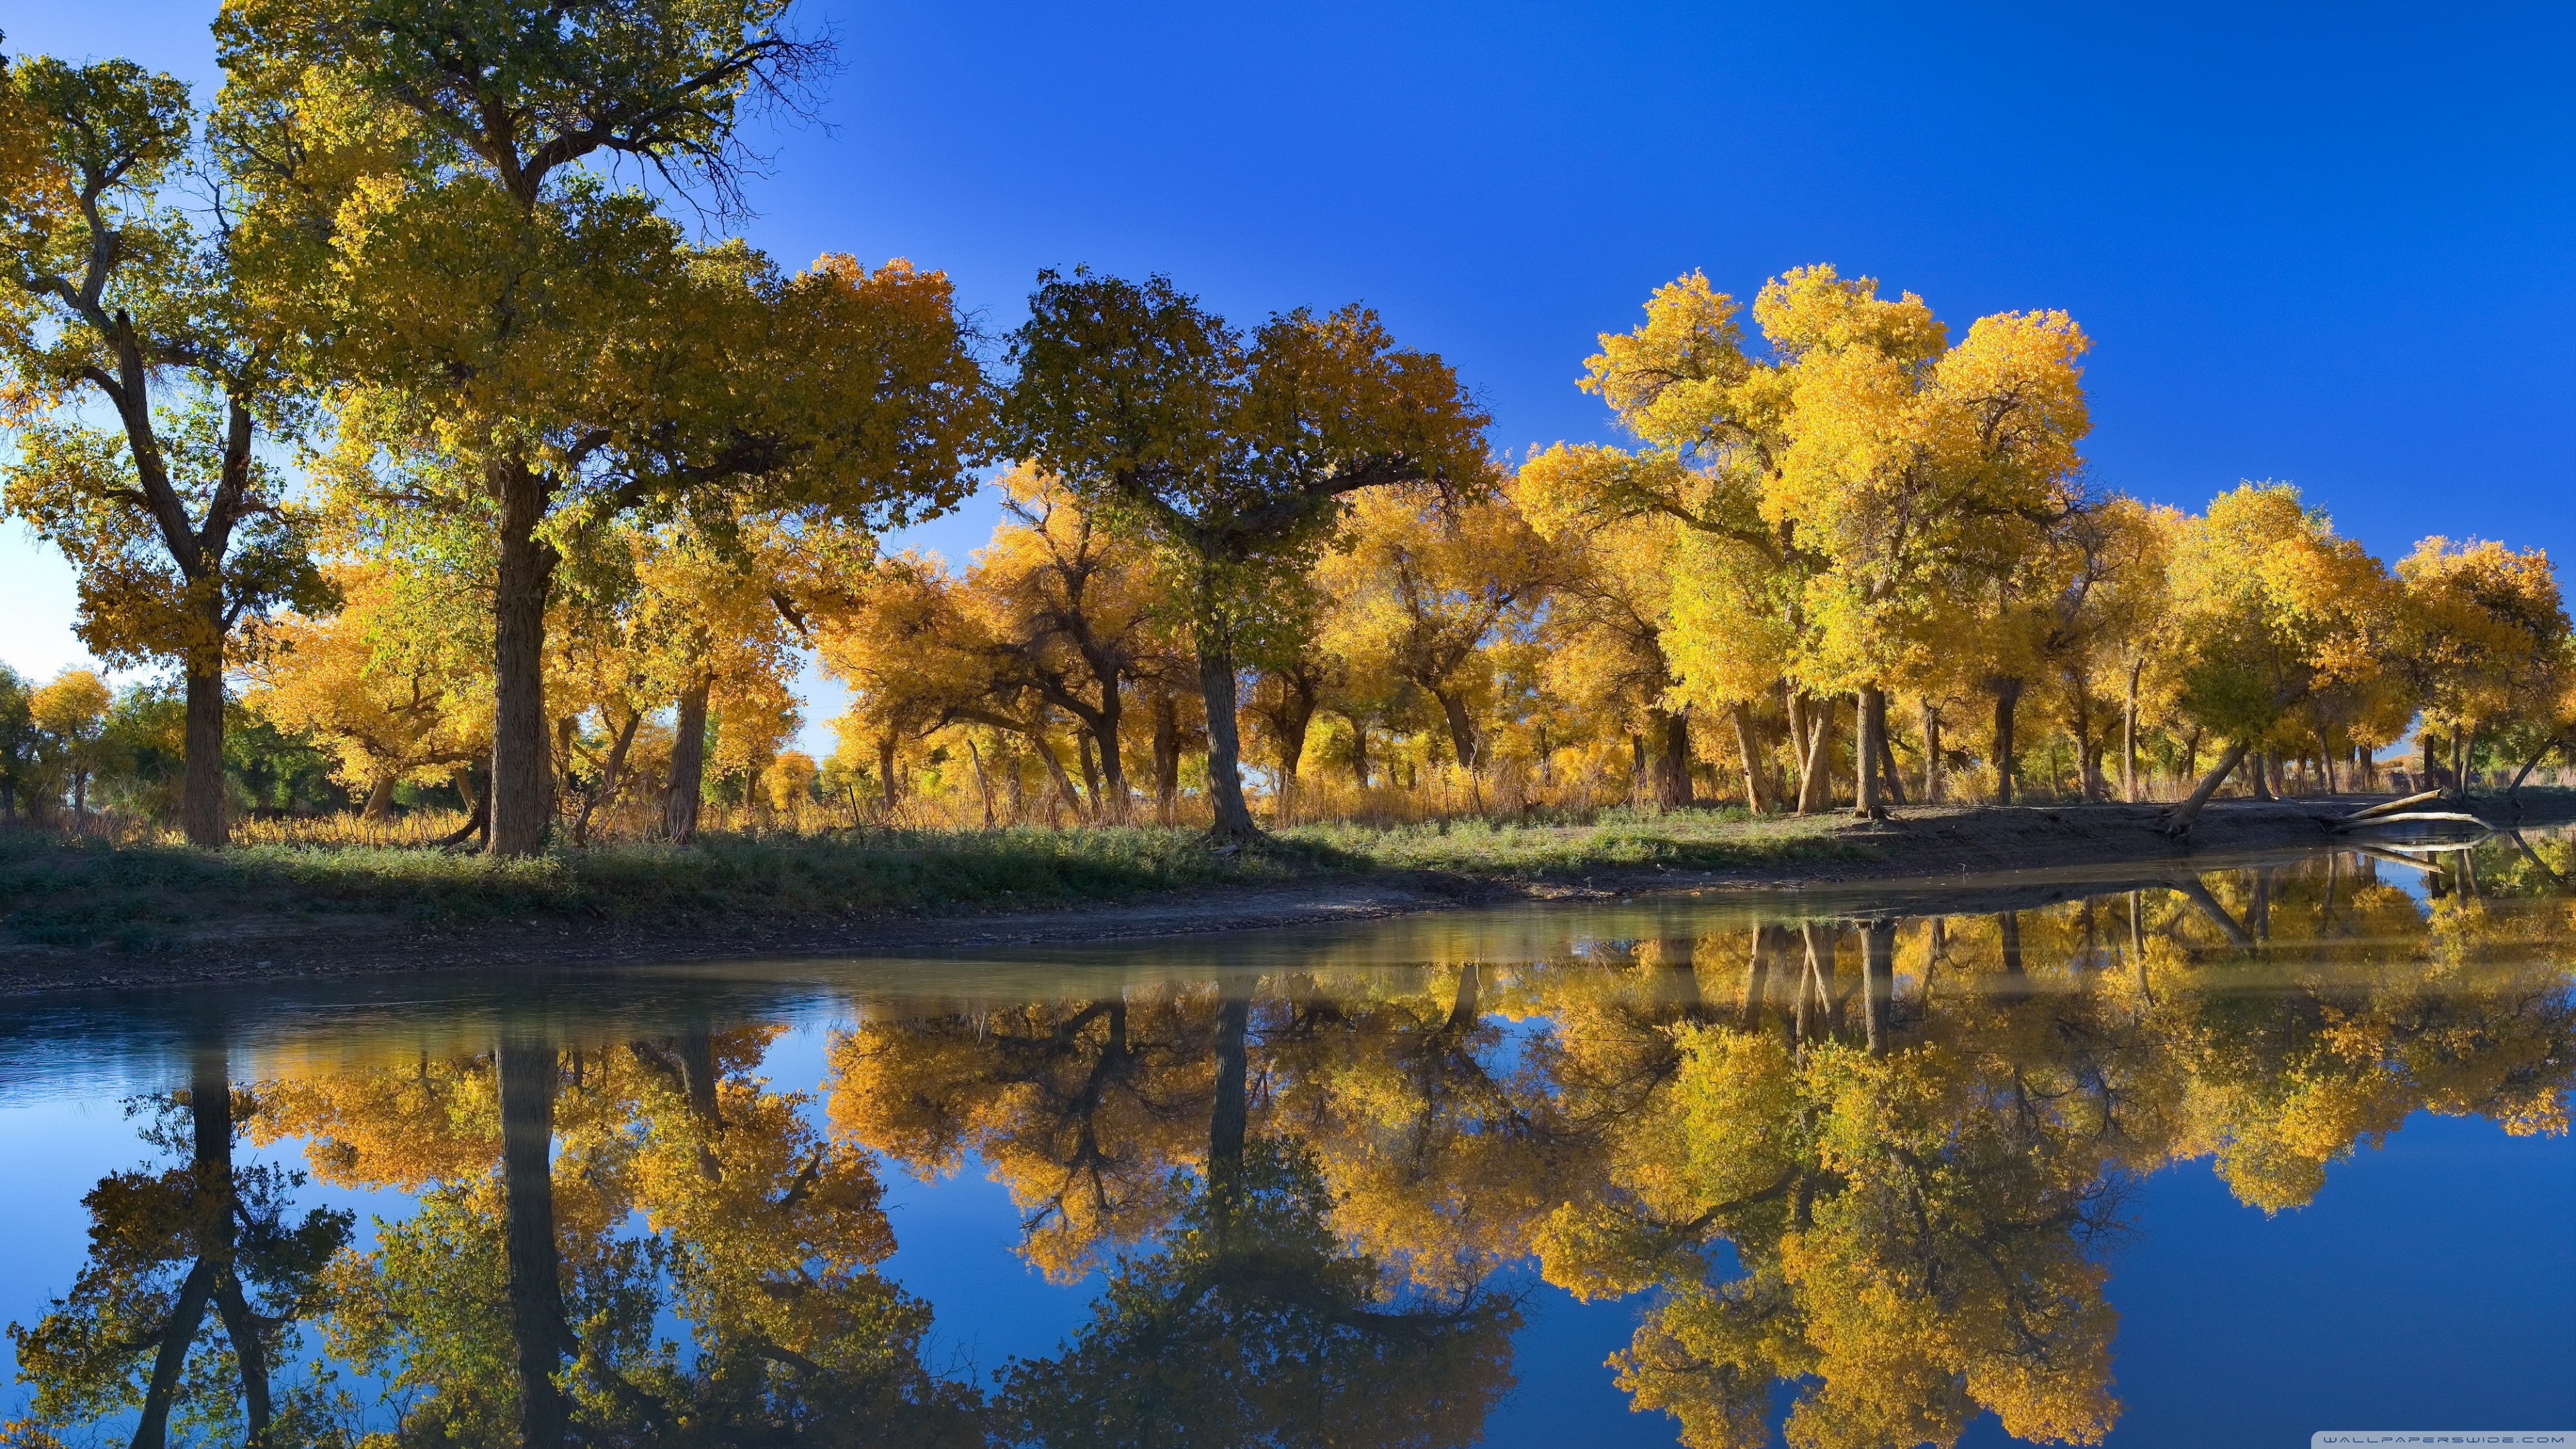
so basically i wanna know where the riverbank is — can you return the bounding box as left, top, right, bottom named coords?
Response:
left=3, top=792, right=2564, bottom=996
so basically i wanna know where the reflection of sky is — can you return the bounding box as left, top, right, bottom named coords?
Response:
left=4, top=997, right=2571, bottom=1442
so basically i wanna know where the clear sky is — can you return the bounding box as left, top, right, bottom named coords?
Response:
left=7, top=1, right=2572, bottom=754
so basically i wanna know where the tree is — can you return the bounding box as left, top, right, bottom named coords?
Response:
left=1517, top=496, right=1699, bottom=806
left=2396, top=537, right=2569, bottom=797
left=1003, top=270, right=1491, bottom=841
left=1318, top=490, right=1559, bottom=775
left=0, top=52, right=327, bottom=845
left=29, top=668, right=111, bottom=821
left=222, top=0, right=988, bottom=854
left=960, top=465, right=1168, bottom=822
left=2159, top=483, right=2401, bottom=833
left=0, top=663, right=34, bottom=817
left=6, top=1049, right=352, bottom=1449
left=1751, top=266, right=2094, bottom=818
left=1517, top=273, right=1823, bottom=812
left=242, top=561, right=489, bottom=818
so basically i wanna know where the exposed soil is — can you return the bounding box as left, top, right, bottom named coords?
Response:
left=1, top=794, right=2555, bottom=1000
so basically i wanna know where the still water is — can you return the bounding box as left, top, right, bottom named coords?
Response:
left=1, top=839, right=2571, bottom=1447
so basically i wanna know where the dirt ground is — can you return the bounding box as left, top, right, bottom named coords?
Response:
left=0, top=794, right=2550, bottom=999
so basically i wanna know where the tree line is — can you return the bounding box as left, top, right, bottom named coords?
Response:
left=4, top=4, right=2567, bottom=856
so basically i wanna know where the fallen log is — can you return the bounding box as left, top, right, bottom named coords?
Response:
left=2330, top=809, right=2491, bottom=833
left=2339, top=788, right=2443, bottom=824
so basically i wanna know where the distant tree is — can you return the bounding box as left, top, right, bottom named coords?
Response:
left=29, top=668, right=111, bottom=821
left=0, top=663, right=36, bottom=818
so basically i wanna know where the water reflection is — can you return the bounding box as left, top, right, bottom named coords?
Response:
left=4, top=839, right=2571, bottom=1447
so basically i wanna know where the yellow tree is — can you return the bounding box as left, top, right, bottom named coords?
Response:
left=28, top=669, right=112, bottom=822
left=242, top=561, right=489, bottom=818
left=1517, top=272, right=1825, bottom=812
left=2159, top=483, right=2402, bottom=833
left=957, top=465, right=1167, bottom=820
left=221, top=0, right=988, bottom=853
left=1521, top=498, right=1703, bottom=806
left=1003, top=269, right=1491, bottom=841
left=1317, top=490, right=1560, bottom=773
left=2395, top=537, right=2569, bottom=794
left=0, top=52, right=328, bottom=845
left=2019, top=497, right=2176, bottom=802
left=1756, top=266, right=2094, bottom=818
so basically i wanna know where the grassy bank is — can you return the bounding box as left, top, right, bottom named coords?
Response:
left=0, top=808, right=1874, bottom=952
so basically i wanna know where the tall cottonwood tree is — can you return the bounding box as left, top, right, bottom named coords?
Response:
left=0, top=52, right=328, bottom=845
left=221, top=0, right=985, bottom=854
left=1004, top=270, right=1490, bottom=841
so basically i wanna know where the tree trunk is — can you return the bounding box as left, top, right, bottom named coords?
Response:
left=1077, top=728, right=1103, bottom=807
left=1729, top=704, right=1770, bottom=814
left=362, top=771, right=398, bottom=822
left=1923, top=700, right=1942, bottom=804
left=1093, top=684, right=1128, bottom=822
left=1741, top=924, right=1782, bottom=1026
left=2418, top=725, right=2438, bottom=794
left=2454, top=727, right=2477, bottom=798
left=498, top=1034, right=570, bottom=1449
left=1785, top=686, right=1812, bottom=802
left=1990, top=680, right=2023, bottom=805
left=2245, top=749, right=2275, bottom=800
left=1656, top=708, right=1693, bottom=808
left=1345, top=714, right=1371, bottom=791
left=2122, top=657, right=2143, bottom=802
left=1432, top=686, right=1478, bottom=771
left=1796, top=696, right=1835, bottom=814
left=1869, top=720, right=1905, bottom=807
left=967, top=737, right=997, bottom=826
left=1798, top=924, right=1837, bottom=1038
left=876, top=735, right=902, bottom=813
left=1197, top=643, right=1260, bottom=841
left=1854, top=686, right=1887, bottom=819
left=2163, top=737, right=2252, bottom=836
left=1152, top=691, right=1181, bottom=824
left=571, top=708, right=641, bottom=847
left=489, top=465, right=561, bottom=857
left=182, top=662, right=228, bottom=846
left=2508, top=739, right=2558, bottom=797
left=664, top=676, right=712, bottom=843
left=1996, top=910, right=2026, bottom=998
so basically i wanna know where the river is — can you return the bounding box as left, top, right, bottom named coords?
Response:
left=2, top=837, right=2571, bottom=1446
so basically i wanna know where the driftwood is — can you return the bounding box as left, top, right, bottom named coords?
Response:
left=2330, top=809, right=2491, bottom=834
left=2338, top=788, right=2444, bottom=824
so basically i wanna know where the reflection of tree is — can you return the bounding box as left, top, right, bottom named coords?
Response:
left=7, top=1047, right=352, bottom=1448
left=994, top=978, right=1521, bottom=1449
left=249, top=1028, right=978, bottom=1446
left=1524, top=848, right=2576, bottom=1448
left=994, top=1140, right=1518, bottom=1449
left=826, top=988, right=1221, bottom=1281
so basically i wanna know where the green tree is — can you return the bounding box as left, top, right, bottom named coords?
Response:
left=0, top=51, right=327, bottom=845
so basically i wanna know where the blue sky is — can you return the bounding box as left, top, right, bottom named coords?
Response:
left=7, top=1, right=2571, bottom=751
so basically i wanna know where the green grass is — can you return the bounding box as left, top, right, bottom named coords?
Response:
left=1281, top=806, right=1873, bottom=875
left=0, top=808, right=1875, bottom=951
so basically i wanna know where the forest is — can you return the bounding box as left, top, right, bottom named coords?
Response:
left=2, top=3, right=2570, bottom=866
